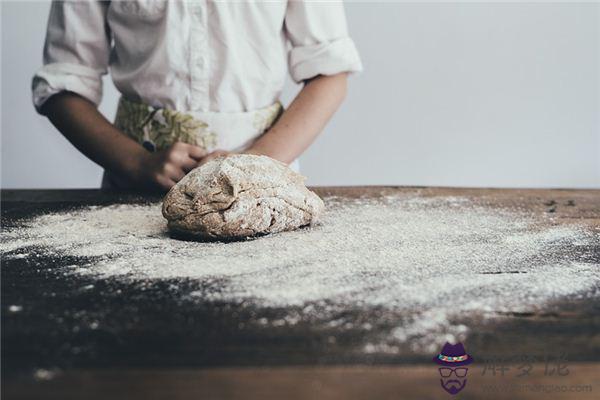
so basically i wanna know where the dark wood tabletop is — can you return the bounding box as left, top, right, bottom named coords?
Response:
left=2, top=187, right=599, bottom=400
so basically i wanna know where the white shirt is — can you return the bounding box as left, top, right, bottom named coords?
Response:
left=32, top=0, right=363, bottom=113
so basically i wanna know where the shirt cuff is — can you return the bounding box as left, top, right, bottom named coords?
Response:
left=288, top=36, right=363, bottom=84
left=31, top=63, right=104, bottom=114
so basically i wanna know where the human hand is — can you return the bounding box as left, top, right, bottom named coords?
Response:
left=131, top=142, right=206, bottom=191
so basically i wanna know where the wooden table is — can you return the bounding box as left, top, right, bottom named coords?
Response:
left=2, top=188, right=599, bottom=400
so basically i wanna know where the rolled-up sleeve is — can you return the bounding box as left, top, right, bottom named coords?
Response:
left=32, top=0, right=111, bottom=114
left=284, top=0, right=363, bottom=83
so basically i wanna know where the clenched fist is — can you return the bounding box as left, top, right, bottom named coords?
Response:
left=131, top=142, right=206, bottom=191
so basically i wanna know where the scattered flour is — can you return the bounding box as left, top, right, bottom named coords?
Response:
left=8, top=305, right=23, bottom=313
left=2, top=194, right=598, bottom=354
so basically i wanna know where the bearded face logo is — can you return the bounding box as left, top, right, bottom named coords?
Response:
left=438, top=366, right=468, bottom=394
left=432, top=342, right=473, bottom=395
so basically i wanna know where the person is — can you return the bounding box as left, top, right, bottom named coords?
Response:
left=32, top=0, right=363, bottom=191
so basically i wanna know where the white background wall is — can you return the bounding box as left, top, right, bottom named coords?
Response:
left=2, top=1, right=599, bottom=189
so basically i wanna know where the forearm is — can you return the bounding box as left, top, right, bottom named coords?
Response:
left=247, top=72, right=348, bottom=164
left=41, top=92, right=146, bottom=180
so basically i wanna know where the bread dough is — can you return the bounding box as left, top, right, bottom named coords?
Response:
left=162, top=154, right=325, bottom=240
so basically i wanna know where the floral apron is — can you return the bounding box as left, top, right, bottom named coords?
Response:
left=102, top=97, right=294, bottom=188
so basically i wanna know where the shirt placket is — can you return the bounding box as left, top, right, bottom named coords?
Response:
left=189, top=0, right=209, bottom=112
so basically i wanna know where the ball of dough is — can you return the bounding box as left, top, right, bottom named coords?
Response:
left=162, top=154, right=325, bottom=240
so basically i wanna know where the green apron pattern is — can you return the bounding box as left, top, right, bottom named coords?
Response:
left=114, top=97, right=218, bottom=152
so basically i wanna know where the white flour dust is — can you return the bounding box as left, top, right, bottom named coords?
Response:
left=2, top=194, right=598, bottom=354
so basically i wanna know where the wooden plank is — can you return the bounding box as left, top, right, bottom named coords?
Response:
left=4, top=363, right=599, bottom=400
left=2, top=188, right=599, bottom=398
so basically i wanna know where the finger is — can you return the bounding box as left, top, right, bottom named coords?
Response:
left=164, top=164, right=186, bottom=182
left=186, top=144, right=209, bottom=161
left=181, top=156, right=199, bottom=172
left=198, top=157, right=210, bottom=167
left=156, top=175, right=177, bottom=191
left=198, top=153, right=219, bottom=167
left=172, top=170, right=186, bottom=182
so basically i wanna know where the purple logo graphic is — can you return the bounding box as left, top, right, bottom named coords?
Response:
left=433, top=342, right=474, bottom=395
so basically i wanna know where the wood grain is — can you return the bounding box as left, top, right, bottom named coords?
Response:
left=1, top=188, right=599, bottom=400
left=4, top=363, right=599, bottom=400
